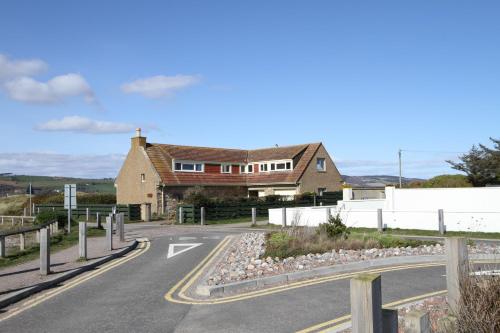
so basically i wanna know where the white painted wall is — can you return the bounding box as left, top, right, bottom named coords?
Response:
left=269, top=186, right=500, bottom=233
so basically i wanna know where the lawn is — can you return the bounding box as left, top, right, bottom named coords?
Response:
left=351, top=227, right=500, bottom=240
left=0, top=225, right=105, bottom=269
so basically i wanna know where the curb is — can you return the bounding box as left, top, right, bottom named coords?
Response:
left=206, top=253, right=499, bottom=296
left=0, top=239, right=139, bottom=309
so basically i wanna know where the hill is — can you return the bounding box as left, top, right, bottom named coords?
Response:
left=341, top=175, right=425, bottom=187
left=0, top=174, right=115, bottom=196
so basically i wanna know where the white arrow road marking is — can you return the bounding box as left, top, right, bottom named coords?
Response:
left=167, top=243, right=203, bottom=259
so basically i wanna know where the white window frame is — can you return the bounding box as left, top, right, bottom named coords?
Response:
left=221, top=164, right=232, bottom=174
left=257, top=160, right=293, bottom=172
left=173, top=160, right=204, bottom=173
left=140, top=173, right=146, bottom=183
left=240, top=164, right=254, bottom=174
left=316, top=158, right=326, bottom=172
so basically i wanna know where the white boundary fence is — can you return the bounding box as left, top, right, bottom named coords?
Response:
left=269, top=186, right=500, bottom=233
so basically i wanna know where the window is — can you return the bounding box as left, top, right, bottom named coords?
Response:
left=260, top=163, right=268, bottom=172
left=221, top=164, right=231, bottom=173
left=316, top=158, right=326, bottom=171
left=240, top=164, right=254, bottom=174
left=140, top=173, right=145, bottom=182
left=270, top=163, right=275, bottom=171
left=174, top=161, right=204, bottom=172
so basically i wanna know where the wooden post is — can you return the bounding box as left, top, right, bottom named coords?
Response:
left=445, top=237, right=468, bottom=312
left=251, top=207, right=257, bottom=226
left=0, top=236, right=5, bottom=258
left=21, top=216, right=24, bottom=226
left=40, top=228, right=50, bottom=275
left=19, top=233, right=25, bottom=251
left=79, top=222, right=87, bottom=259
left=438, top=209, right=445, bottom=235
left=117, top=213, right=125, bottom=242
left=382, top=308, right=398, bottom=333
left=350, top=273, right=382, bottom=333
left=96, top=212, right=102, bottom=229
left=200, top=207, right=205, bottom=225
left=106, top=216, right=113, bottom=251
left=86, top=208, right=90, bottom=222
left=282, top=207, right=287, bottom=227
left=405, top=310, right=430, bottom=333
left=23, top=207, right=27, bottom=216
left=377, top=209, right=383, bottom=232
left=36, top=230, right=40, bottom=243
left=179, top=207, right=183, bottom=224
left=11, top=217, right=14, bottom=226
left=1, top=216, right=3, bottom=225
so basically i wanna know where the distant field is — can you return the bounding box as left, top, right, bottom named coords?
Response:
left=0, top=175, right=116, bottom=194
left=0, top=195, right=28, bottom=215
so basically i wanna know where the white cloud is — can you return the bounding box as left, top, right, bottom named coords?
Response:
left=0, top=54, right=48, bottom=80
left=121, top=74, right=201, bottom=98
left=0, top=152, right=125, bottom=178
left=35, top=116, right=135, bottom=134
left=4, top=73, right=95, bottom=104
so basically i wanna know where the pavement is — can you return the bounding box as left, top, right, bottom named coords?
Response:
left=0, top=222, right=498, bottom=333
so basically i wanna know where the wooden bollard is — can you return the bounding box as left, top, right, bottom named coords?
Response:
left=40, top=228, right=50, bottom=275
left=405, top=310, right=430, bottom=333
left=0, top=236, right=6, bottom=258
left=116, top=213, right=125, bottom=242
left=350, top=273, right=382, bottom=333
left=106, top=216, right=113, bottom=251
left=251, top=207, right=257, bottom=226
left=86, top=208, right=90, bottom=222
left=282, top=207, right=287, bottom=227
left=200, top=207, right=205, bottom=225
left=445, top=237, right=468, bottom=312
left=19, top=233, right=25, bottom=251
left=377, top=209, right=383, bottom=232
left=438, top=209, right=445, bottom=235
left=79, top=222, right=87, bottom=259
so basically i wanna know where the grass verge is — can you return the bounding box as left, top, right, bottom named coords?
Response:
left=0, top=225, right=105, bottom=269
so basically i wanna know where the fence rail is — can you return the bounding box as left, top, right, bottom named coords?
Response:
left=34, top=204, right=141, bottom=221
left=177, top=191, right=342, bottom=223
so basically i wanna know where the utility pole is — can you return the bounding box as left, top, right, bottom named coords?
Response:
left=398, top=149, right=402, bottom=188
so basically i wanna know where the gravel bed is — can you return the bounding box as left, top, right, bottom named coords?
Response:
left=207, top=232, right=500, bottom=286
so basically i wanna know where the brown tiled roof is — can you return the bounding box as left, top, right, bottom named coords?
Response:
left=145, top=143, right=321, bottom=186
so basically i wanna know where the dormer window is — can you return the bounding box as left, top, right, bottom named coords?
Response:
left=258, top=160, right=292, bottom=172
left=221, top=164, right=231, bottom=173
left=240, top=164, right=254, bottom=173
left=174, top=161, right=204, bottom=172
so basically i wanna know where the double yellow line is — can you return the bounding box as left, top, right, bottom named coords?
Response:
left=296, top=289, right=447, bottom=333
left=0, top=238, right=150, bottom=323
left=164, top=238, right=447, bottom=305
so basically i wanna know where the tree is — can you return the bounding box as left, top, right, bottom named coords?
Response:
left=447, top=138, right=500, bottom=186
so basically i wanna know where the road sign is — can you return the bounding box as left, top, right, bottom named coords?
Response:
left=64, top=184, right=77, bottom=209
left=167, top=243, right=203, bottom=259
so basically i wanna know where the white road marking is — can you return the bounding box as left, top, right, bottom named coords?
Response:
left=202, top=236, right=220, bottom=239
left=179, top=236, right=197, bottom=241
left=167, top=243, right=203, bottom=259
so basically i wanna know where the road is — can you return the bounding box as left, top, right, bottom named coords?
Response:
left=0, top=223, right=494, bottom=332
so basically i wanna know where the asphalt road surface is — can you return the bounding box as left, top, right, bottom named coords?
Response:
left=0, top=224, right=495, bottom=333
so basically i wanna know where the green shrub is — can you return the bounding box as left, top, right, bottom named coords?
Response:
left=35, top=210, right=71, bottom=228
left=265, top=232, right=295, bottom=258
left=318, top=214, right=349, bottom=239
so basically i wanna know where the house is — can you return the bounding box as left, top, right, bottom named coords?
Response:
left=115, top=129, right=343, bottom=214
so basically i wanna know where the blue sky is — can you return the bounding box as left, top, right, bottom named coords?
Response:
left=0, top=1, right=499, bottom=178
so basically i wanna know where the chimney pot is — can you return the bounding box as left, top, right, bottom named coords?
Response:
left=136, top=128, right=142, bottom=137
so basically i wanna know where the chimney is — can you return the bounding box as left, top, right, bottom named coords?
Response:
left=131, top=128, right=146, bottom=149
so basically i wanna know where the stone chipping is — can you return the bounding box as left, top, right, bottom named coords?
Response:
left=207, top=232, right=500, bottom=286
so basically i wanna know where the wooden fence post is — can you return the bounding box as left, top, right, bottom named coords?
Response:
left=0, top=236, right=5, bottom=258
left=405, top=310, right=430, bottom=333
left=377, top=209, right=383, bottom=232
left=438, top=209, right=445, bottom=235
left=282, top=208, right=287, bottom=227
left=350, top=273, right=382, bottom=333
left=445, top=237, right=468, bottom=312
left=40, top=228, right=50, bottom=275
left=200, top=207, right=205, bottom=225
left=86, top=208, right=90, bottom=222
left=79, top=222, right=87, bottom=259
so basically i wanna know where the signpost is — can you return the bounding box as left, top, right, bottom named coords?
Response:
left=64, top=184, right=77, bottom=233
